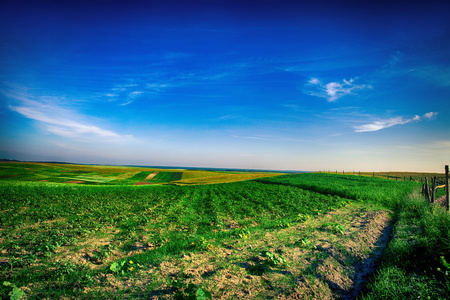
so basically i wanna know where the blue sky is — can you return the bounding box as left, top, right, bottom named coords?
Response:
left=1, top=0, right=449, bottom=172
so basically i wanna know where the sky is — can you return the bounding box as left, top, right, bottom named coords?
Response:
left=1, top=0, right=449, bottom=172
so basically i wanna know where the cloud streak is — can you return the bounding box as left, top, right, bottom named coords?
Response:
left=354, top=112, right=437, bottom=133
left=11, top=105, right=120, bottom=137
left=305, top=77, right=372, bottom=102
left=6, top=90, right=130, bottom=140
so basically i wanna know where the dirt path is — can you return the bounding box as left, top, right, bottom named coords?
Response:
left=282, top=206, right=395, bottom=300
left=145, top=172, right=159, bottom=181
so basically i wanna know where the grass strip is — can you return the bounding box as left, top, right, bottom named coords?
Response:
left=359, top=192, right=450, bottom=299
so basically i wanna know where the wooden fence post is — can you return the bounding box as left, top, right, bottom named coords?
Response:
left=431, top=177, right=436, bottom=203
left=424, top=177, right=429, bottom=202
left=446, top=165, right=449, bottom=212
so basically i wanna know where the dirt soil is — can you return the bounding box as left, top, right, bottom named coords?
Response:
left=145, top=172, right=159, bottom=181
left=64, top=180, right=84, bottom=184
left=134, top=182, right=156, bottom=185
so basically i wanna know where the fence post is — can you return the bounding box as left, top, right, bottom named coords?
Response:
left=446, top=165, right=449, bottom=212
left=431, top=177, right=436, bottom=203
left=424, top=177, right=429, bottom=202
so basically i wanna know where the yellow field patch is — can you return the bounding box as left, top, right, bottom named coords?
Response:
left=173, top=172, right=284, bottom=185
left=144, top=172, right=159, bottom=181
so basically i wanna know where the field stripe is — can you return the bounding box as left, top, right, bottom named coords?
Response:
left=144, top=172, right=159, bottom=181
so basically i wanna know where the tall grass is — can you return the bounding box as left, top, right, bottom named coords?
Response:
left=360, top=192, right=450, bottom=299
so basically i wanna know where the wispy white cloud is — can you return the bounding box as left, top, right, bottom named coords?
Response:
left=308, top=78, right=320, bottom=85
left=111, top=83, right=137, bottom=92
left=146, top=83, right=171, bottom=92
left=378, top=51, right=450, bottom=87
left=382, top=51, right=404, bottom=70
left=119, top=91, right=144, bottom=106
left=424, top=112, right=438, bottom=119
left=6, top=89, right=130, bottom=140
left=230, top=135, right=272, bottom=141
left=354, top=117, right=410, bottom=132
left=304, top=77, right=372, bottom=102
left=10, top=105, right=120, bottom=137
left=218, top=114, right=241, bottom=120
left=354, top=112, right=437, bottom=133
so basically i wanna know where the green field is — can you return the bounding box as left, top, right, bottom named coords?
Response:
left=0, top=162, right=282, bottom=185
left=1, top=163, right=449, bottom=299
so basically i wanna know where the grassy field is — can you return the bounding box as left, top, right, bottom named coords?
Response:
left=1, top=163, right=449, bottom=299
left=322, top=170, right=446, bottom=182
left=0, top=162, right=282, bottom=185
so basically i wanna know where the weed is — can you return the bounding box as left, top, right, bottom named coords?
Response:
left=437, top=256, right=450, bottom=277
left=235, top=228, right=250, bottom=239
left=110, top=260, right=139, bottom=276
left=3, top=281, right=25, bottom=300
left=296, top=237, right=313, bottom=248
left=321, top=222, right=345, bottom=235
left=263, top=250, right=286, bottom=266
left=171, top=279, right=212, bottom=300
left=276, top=220, right=290, bottom=228
left=54, top=261, right=78, bottom=280
left=190, top=237, right=214, bottom=251
left=91, top=244, right=114, bottom=263
left=296, top=213, right=310, bottom=223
